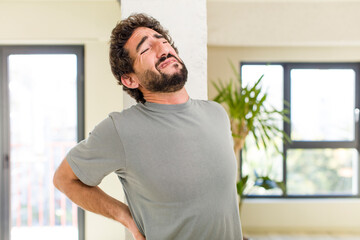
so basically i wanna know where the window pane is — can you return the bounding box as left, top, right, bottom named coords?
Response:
left=241, top=65, right=284, bottom=195
left=8, top=54, right=78, bottom=240
left=242, top=65, right=283, bottom=110
left=291, top=69, right=355, bottom=141
left=287, top=148, right=358, bottom=195
left=242, top=135, right=284, bottom=196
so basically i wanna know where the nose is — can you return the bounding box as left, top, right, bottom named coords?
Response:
left=154, top=40, right=170, bottom=59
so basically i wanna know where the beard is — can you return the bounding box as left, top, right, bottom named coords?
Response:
left=139, top=55, right=188, bottom=93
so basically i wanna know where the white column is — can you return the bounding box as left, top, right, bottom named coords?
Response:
left=120, top=2, right=207, bottom=239
left=121, top=0, right=208, bottom=109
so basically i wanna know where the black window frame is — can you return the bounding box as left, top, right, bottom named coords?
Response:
left=240, top=62, right=360, bottom=199
left=0, top=45, right=85, bottom=240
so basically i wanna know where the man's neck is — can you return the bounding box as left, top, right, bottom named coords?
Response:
left=143, top=88, right=189, bottom=105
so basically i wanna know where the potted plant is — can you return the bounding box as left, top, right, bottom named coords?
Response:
left=212, top=61, right=290, bottom=215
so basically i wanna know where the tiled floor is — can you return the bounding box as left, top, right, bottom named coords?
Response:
left=245, top=233, right=360, bottom=240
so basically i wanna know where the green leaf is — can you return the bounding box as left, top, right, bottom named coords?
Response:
left=254, top=177, right=276, bottom=190
left=237, top=175, right=249, bottom=197
left=276, top=181, right=287, bottom=195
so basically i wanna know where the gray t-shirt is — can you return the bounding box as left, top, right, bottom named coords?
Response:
left=66, top=98, right=242, bottom=240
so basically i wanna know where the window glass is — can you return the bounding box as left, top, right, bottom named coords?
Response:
left=291, top=69, right=355, bottom=141
left=241, top=65, right=284, bottom=195
left=8, top=54, right=78, bottom=240
left=287, top=148, right=358, bottom=195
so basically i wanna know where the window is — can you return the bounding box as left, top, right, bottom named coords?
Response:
left=0, top=46, right=84, bottom=240
left=240, top=62, right=360, bottom=198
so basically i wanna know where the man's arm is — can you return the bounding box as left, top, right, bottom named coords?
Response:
left=53, top=158, right=145, bottom=240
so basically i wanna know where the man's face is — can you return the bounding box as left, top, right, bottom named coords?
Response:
left=124, top=27, right=187, bottom=93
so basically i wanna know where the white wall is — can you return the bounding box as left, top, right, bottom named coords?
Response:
left=0, top=1, right=125, bottom=239
left=207, top=0, right=360, bottom=234
left=208, top=0, right=360, bottom=47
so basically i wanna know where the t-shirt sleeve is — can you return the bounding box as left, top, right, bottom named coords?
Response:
left=66, top=116, right=126, bottom=186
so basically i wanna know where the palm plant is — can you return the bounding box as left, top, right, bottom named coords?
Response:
left=212, top=62, right=290, bottom=211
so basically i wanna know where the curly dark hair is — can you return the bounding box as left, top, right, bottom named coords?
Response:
left=109, top=13, right=178, bottom=103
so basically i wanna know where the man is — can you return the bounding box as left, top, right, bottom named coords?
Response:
left=53, top=13, right=242, bottom=240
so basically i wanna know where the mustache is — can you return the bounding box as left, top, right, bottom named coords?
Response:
left=155, top=54, right=182, bottom=69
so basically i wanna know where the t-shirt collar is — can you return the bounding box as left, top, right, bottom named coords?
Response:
left=142, top=98, right=192, bottom=112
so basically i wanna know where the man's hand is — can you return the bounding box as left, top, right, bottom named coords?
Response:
left=132, top=231, right=146, bottom=240
left=53, top=158, right=145, bottom=239
left=129, top=220, right=146, bottom=240
left=121, top=203, right=146, bottom=240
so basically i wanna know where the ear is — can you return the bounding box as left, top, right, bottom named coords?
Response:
left=121, top=73, right=140, bottom=89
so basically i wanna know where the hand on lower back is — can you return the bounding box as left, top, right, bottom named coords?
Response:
left=129, top=224, right=146, bottom=240
left=132, top=230, right=146, bottom=240
left=127, top=217, right=145, bottom=240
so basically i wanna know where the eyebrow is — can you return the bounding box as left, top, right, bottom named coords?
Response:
left=136, top=34, right=165, bottom=53
left=136, top=36, right=148, bottom=53
left=154, top=34, right=164, bottom=39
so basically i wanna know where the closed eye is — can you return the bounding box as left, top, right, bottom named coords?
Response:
left=141, top=48, right=149, bottom=54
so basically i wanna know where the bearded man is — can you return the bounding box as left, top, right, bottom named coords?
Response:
left=53, top=13, right=242, bottom=240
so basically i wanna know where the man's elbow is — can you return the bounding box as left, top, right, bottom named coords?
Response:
left=53, top=168, right=63, bottom=191
left=53, top=158, right=74, bottom=193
